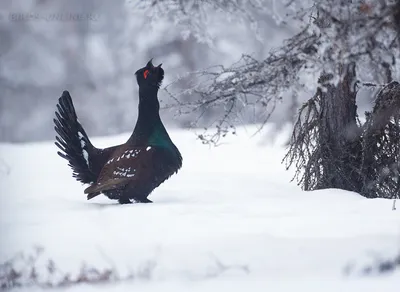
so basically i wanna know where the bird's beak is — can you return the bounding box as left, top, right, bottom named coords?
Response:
left=146, top=58, right=154, bottom=68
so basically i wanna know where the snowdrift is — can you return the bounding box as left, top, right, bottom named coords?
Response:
left=0, top=126, right=399, bottom=291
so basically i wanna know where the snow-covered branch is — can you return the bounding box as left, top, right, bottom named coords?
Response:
left=138, top=0, right=295, bottom=35
left=160, top=0, right=399, bottom=144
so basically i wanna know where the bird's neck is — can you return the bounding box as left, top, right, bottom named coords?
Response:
left=128, top=86, right=166, bottom=144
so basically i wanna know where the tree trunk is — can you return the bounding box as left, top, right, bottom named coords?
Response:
left=317, top=63, right=363, bottom=192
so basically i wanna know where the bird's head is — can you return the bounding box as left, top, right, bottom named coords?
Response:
left=135, top=59, right=164, bottom=89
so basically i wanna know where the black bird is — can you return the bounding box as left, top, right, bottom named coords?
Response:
left=54, top=60, right=182, bottom=204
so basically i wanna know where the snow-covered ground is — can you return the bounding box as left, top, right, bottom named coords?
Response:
left=0, top=126, right=399, bottom=291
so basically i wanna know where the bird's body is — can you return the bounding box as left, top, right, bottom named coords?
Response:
left=54, top=60, right=182, bottom=204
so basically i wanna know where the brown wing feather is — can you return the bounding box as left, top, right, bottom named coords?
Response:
left=84, top=145, right=156, bottom=196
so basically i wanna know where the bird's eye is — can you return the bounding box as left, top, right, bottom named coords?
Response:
left=143, top=70, right=150, bottom=79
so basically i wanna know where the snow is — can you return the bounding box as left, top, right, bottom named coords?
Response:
left=0, top=126, right=399, bottom=291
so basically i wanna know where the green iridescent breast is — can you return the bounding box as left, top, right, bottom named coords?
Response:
left=148, top=125, right=176, bottom=153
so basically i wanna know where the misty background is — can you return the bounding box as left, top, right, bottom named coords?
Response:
left=0, top=0, right=374, bottom=143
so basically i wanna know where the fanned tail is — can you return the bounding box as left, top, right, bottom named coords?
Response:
left=54, top=90, right=97, bottom=184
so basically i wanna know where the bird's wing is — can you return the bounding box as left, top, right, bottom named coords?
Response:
left=84, top=146, right=157, bottom=196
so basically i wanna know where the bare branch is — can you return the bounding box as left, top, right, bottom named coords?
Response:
left=161, top=0, right=399, bottom=144
left=361, top=81, right=400, bottom=198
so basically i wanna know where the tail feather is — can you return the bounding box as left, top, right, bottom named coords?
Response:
left=54, top=90, right=97, bottom=184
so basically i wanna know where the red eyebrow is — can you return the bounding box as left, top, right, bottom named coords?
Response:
left=143, top=70, right=149, bottom=79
